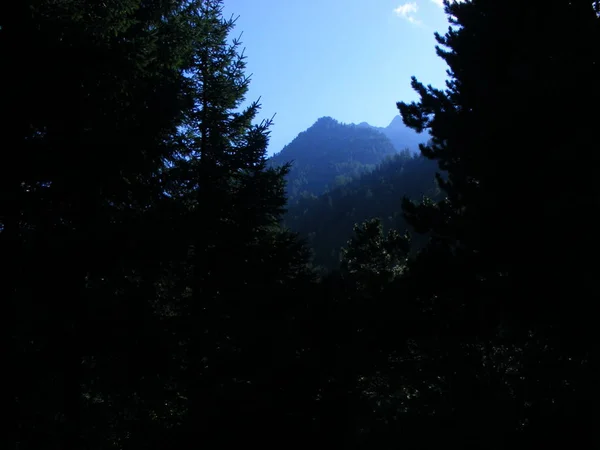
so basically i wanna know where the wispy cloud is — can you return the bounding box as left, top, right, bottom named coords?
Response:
left=393, top=2, right=421, bottom=25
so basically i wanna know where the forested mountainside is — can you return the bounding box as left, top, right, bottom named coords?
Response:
left=4, top=1, right=597, bottom=449
left=268, top=116, right=396, bottom=201
left=285, top=150, right=439, bottom=269
left=357, top=115, right=428, bottom=152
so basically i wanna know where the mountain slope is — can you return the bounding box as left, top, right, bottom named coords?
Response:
left=285, top=150, right=440, bottom=269
left=268, top=117, right=396, bottom=201
left=358, top=115, right=429, bottom=152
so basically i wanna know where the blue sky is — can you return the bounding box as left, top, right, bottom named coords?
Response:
left=221, top=0, right=453, bottom=155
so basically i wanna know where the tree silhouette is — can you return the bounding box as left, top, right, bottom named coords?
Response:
left=155, top=1, right=317, bottom=446
left=397, top=0, right=598, bottom=445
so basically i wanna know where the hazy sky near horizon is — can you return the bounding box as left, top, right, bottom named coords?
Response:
left=221, top=0, right=453, bottom=155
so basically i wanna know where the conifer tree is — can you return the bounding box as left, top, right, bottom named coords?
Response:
left=158, top=1, right=316, bottom=445
left=1, top=1, right=198, bottom=448
left=397, top=0, right=598, bottom=445
left=341, top=218, right=410, bottom=294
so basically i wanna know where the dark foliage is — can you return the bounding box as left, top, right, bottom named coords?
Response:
left=393, top=0, right=598, bottom=446
left=3, top=0, right=597, bottom=449
left=286, top=150, right=439, bottom=269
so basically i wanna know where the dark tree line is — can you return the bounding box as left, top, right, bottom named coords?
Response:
left=285, top=150, right=440, bottom=269
left=2, top=1, right=597, bottom=449
left=3, top=1, right=314, bottom=448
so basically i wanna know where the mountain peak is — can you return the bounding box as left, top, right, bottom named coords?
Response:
left=268, top=117, right=396, bottom=200
left=313, top=116, right=339, bottom=127
left=350, top=116, right=425, bottom=152
left=387, top=115, right=405, bottom=129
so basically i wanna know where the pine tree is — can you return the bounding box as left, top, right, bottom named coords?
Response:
left=1, top=1, right=198, bottom=448
left=157, top=1, right=316, bottom=445
left=397, top=0, right=598, bottom=445
left=341, top=218, right=410, bottom=295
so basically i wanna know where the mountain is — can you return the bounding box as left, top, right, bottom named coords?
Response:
left=285, top=150, right=440, bottom=270
left=268, top=117, right=396, bottom=201
left=357, top=115, right=429, bottom=152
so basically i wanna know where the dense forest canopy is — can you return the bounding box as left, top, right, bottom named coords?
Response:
left=285, top=150, right=440, bottom=269
left=3, top=1, right=597, bottom=449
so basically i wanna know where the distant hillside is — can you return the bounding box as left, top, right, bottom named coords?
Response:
left=268, top=117, right=396, bottom=201
left=357, top=115, right=429, bottom=152
left=285, top=150, right=440, bottom=270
